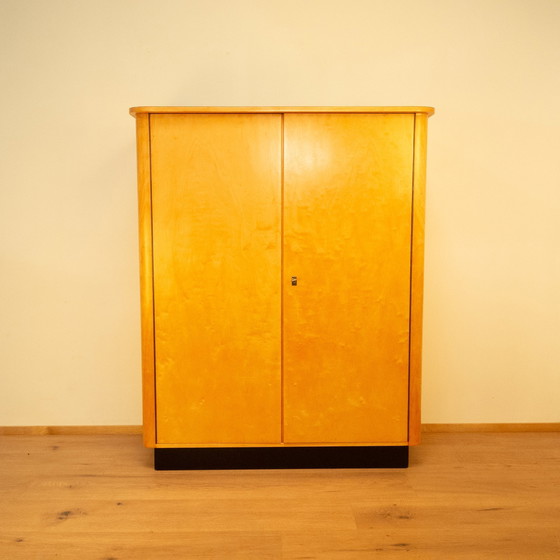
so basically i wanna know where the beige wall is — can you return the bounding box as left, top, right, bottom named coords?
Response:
left=0, top=0, right=558, bottom=425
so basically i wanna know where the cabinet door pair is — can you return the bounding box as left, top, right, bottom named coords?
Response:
left=150, top=113, right=414, bottom=446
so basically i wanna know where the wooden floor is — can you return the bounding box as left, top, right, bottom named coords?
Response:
left=1, top=433, right=559, bottom=559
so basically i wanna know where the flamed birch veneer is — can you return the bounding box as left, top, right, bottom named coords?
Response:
left=130, top=107, right=434, bottom=469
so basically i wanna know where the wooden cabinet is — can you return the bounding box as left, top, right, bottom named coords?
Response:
left=130, top=106, right=434, bottom=469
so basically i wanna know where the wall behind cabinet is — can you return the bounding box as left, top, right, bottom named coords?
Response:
left=0, top=0, right=559, bottom=425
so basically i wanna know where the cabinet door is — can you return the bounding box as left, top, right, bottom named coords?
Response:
left=150, top=114, right=282, bottom=444
left=283, top=114, right=414, bottom=443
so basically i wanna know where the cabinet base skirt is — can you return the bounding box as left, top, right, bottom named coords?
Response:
left=154, top=446, right=409, bottom=470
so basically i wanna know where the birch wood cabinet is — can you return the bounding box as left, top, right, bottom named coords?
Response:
left=130, top=106, right=434, bottom=469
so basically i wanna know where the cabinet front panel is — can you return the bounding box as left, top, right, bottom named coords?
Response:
left=151, top=114, right=282, bottom=444
left=283, top=114, right=414, bottom=443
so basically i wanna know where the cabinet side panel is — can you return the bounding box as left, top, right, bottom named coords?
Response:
left=135, top=114, right=156, bottom=447
left=283, top=114, right=414, bottom=444
left=409, top=114, right=428, bottom=445
left=151, top=114, right=282, bottom=445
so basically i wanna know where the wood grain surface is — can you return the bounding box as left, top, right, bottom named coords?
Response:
left=283, top=114, right=415, bottom=444
left=130, top=106, right=435, bottom=116
left=133, top=108, right=435, bottom=449
left=408, top=114, right=428, bottom=445
left=150, top=114, right=282, bottom=445
left=134, top=113, right=156, bottom=447
left=1, top=432, right=558, bottom=559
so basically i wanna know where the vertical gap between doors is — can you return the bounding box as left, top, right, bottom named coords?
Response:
left=280, top=113, right=285, bottom=444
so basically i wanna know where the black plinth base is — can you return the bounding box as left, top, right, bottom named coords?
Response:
left=154, top=446, right=408, bottom=470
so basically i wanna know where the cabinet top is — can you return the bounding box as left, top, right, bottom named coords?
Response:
left=129, top=106, right=435, bottom=117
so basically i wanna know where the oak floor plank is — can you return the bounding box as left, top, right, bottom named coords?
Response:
left=1, top=433, right=559, bottom=559
left=1, top=531, right=282, bottom=560
left=2, top=499, right=356, bottom=533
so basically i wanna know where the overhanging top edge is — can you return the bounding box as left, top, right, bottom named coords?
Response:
left=129, top=106, right=435, bottom=117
